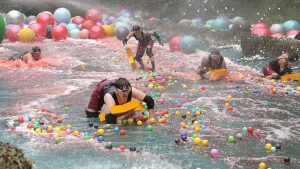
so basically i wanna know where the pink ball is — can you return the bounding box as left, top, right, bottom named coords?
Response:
left=37, top=13, right=54, bottom=27
left=251, top=27, right=272, bottom=36
left=72, top=16, right=85, bottom=25
left=256, top=129, right=262, bottom=135
left=119, top=145, right=126, bottom=151
left=29, top=23, right=46, bottom=41
left=51, top=25, right=68, bottom=40
left=85, top=8, right=102, bottom=23
left=159, top=98, right=165, bottom=104
left=169, top=36, right=182, bottom=52
left=89, top=26, right=105, bottom=39
left=252, top=22, right=269, bottom=30
left=6, top=25, right=23, bottom=41
left=81, top=20, right=96, bottom=30
left=286, top=29, right=300, bottom=37
left=80, top=29, right=90, bottom=39
left=271, top=33, right=285, bottom=38
left=210, top=149, right=219, bottom=158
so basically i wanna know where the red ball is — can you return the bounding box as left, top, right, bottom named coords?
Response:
left=6, top=25, right=23, bottom=42
left=119, top=145, right=126, bottom=151
left=36, top=13, right=54, bottom=27
left=81, top=20, right=96, bottom=30
left=252, top=22, right=269, bottom=30
left=119, top=129, right=126, bottom=135
left=271, top=33, right=284, bottom=39
left=85, top=8, right=102, bottom=23
left=247, top=126, right=254, bottom=134
left=201, top=86, right=206, bottom=90
left=169, top=36, right=182, bottom=52
left=29, top=23, right=46, bottom=41
left=89, top=26, right=105, bottom=39
left=17, top=116, right=24, bottom=123
left=51, top=25, right=68, bottom=40
left=80, top=29, right=90, bottom=39
left=228, top=106, right=233, bottom=111
left=137, top=115, right=144, bottom=121
left=251, top=27, right=272, bottom=37
left=27, top=123, right=33, bottom=129
left=11, top=126, right=16, bottom=131
left=72, top=16, right=85, bottom=25
left=47, top=128, right=53, bottom=133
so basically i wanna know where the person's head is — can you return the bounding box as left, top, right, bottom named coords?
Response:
left=114, top=78, right=131, bottom=100
left=210, top=49, right=220, bottom=55
left=31, top=46, right=41, bottom=60
left=288, top=53, right=299, bottom=62
left=132, top=25, right=142, bottom=36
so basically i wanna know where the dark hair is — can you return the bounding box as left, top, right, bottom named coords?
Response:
left=32, top=46, right=41, bottom=53
left=115, top=78, right=131, bottom=89
left=210, top=49, right=220, bottom=55
left=289, top=53, right=299, bottom=62
left=132, top=25, right=141, bottom=32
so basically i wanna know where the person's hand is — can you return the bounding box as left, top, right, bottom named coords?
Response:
left=122, top=38, right=128, bottom=46
left=159, top=41, right=164, bottom=47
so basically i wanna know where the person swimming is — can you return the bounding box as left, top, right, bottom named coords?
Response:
left=8, top=46, right=42, bottom=63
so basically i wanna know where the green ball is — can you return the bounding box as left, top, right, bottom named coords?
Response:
left=228, top=136, right=235, bottom=142
left=193, top=134, right=198, bottom=138
left=105, top=124, right=111, bottom=129
left=64, top=106, right=70, bottom=112
left=187, top=122, right=192, bottom=126
left=54, top=138, right=60, bottom=144
left=13, top=122, right=20, bottom=126
left=84, top=135, right=90, bottom=140
left=36, top=118, right=41, bottom=122
left=59, top=126, right=64, bottom=130
left=147, top=125, right=153, bottom=131
left=202, top=105, right=208, bottom=109
left=122, top=119, right=127, bottom=124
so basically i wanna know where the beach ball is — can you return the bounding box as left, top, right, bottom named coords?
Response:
left=89, top=25, right=105, bottom=39
left=270, top=23, right=286, bottom=34
left=28, top=23, right=46, bottom=41
left=80, top=29, right=90, bottom=39
left=169, top=36, right=182, bottom=52
left=210, top=149, right=219, bottom=158
left=51, top=25, right=68, bottom=40
left=85, top=8, right=102, bottom=23
left=5, top=10, right=24, bottom=25
left=283, top=20, right=300, bottom=32
left=36, top=13, right=54, bottom=27
left=53, top=8, right=71, bottom=24
left=179, top=36, right=198, bottom=54
left=212, top=18, right=229, bottom=30
left=231, top=19, right=251, bottom=32
left=115, top=26, right=129, bottom=40
left=102, top=24, right=115, bottom=36
left=6, top=25, right=22, bottom=41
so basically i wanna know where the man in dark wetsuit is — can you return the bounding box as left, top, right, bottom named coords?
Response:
left=196, top=49, right=227, bottom=80
left=86, top=78, right=155, bottom=124
left=8, top=46, right=42, bottom=63
left=122, top=25, right=164, bottom=72
left=262, top=53, right=298, bottom=79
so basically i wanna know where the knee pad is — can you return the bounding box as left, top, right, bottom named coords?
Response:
left=135, top=55, right=143, bottom=62
left=146, top=48, right=153, bottom=57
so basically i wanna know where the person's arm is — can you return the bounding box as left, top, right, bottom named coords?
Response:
left=131, top=87, right=155, bottom=119
left=220, top=57, right=227, bottom=69
left=145, top=31, right=164, bottom=46
left=22, top=53, right=34, bottom=63
left=197, top=56, right=210, bottom=79
left=278, top=59, right=288, bottom=75
left=123, top=32, right=134, bottom=45
left=103, top=93, right=116, bottom=114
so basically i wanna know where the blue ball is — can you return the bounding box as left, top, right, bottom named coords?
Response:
left=54, top=8, right=71, bottom=24
left=114, top=22, right=131, bottom=33
left=84, top=132, right=89, bottom=136
left=114, top=127, right=120, bottom=132
left=179, top=36, right=198, bottom=54
left=283, top=20, right=300, bottom=32
left=66, top=23, right=80, bottom=32
left=120, top=11, right=135, bottom=18
left=201, top=125, right=206, bottom=130
left=212, top=18, right=229, bottom=30
left=98, top=136, right=104, bottom=142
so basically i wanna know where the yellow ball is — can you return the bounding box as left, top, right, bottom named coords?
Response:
left=225, top=103, right=230, bottom=107
left=265, top=143, right=272, bottom=150
left=193, top=121, right=199, bottom=125
left=202, top=140, right=209, bottom=146
left=164, top=114, right=169, bottom=119
left=117, top=120, right=123, bottom=124
left=35, top=128, right=41, bottom=134
left=297, top=86, right=300, bottom=91
left=168, top=76, right=172, bottom=80
left=183, top=84, right=188, bottom=89
left=137, top=120, right=143, bottom=126
left=42, top=129, right=47, bottom=134
left=158, top=119, right=163, bottom=123
left=60, top=131, right=67, bottom=136
left=150, top=118, right=156, bottom=124
left=73, top=130, right=80, bottom=136
left=98, top=129, right=105, bottom=135
left=167, top=83, right=172, bottom=87
left=258, top=162, right=267, bottom=169
left=191, top=88, right=196, bottom=92
left=66, top=125, right=72, bottom=129
left=194, top=138, right=201, bottom=145
left=127, top=118, right=133, bottom=124
left=186, top=111, right=191, bottom=116
left=194, top=127, right=200, bottom=132
left=18, top=28, right=35, bottom=42
left=48, top=125, right=53, bottom=129
left=196, top=111, right=201, bottom=116
left=175, top=111, right=181, bottom=116
left=286, top=85, right=291, bottom=89
left=54, top=127, right=61, bottom=133
left=101, top=24, right=115, bottom=36
left=227, top=95, right=232, bottom=100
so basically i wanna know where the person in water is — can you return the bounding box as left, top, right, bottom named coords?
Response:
left=86, top=78, right=155, bottom=124
left=122, top=25, right=164, bottom=72
left=8, top=46, right=42, bottom=63
left=262, top=53, right=299, bottom=79
left=196, top=49, right=227, bottom=80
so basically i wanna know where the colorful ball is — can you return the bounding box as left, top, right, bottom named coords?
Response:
left=259, top=162, right=267, bottom=169
left=28, top=23, right=46, bottom=41
left=179, top=36, right=198, bottom=54
left=53, top=8, right=71, bottom=24
left=212, top=18, right=229, bottom=30
left=89, top=25, right=105, bottom=39
left=81, top=20, right=97, bottom=30
left=210, top=149, right=219, bottom=158
left=85, top=8, right=102, bottom=23
left=283, top=20, right=300, bottom=32
left=194, top=138, right=201, bottom=145
left=6, top=25, right=23, bottom=42
left=265, top=143, right=272, bottom=150
left=169, top=36, right=182, bottom=52
left=5, top=10, right=24, bottom=25
left=98, top=129, right=105, bottom=135
left=51, top=25, right=68, bottom=40
left=102, top=24, right=115, bottom=36
left=119, top=129, right=126, bottom=135
left=36, top=13, right=54, bottom=27
left=115, top=26, right=129, bottom=40
left=202, top=140, right=209, bottom=146
left=72, top=16, right=85, bottom=25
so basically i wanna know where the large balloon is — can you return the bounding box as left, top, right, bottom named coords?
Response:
left=18, top=28, right=35, bottom=42
left=102, top=25, right=115, bottom=36
left=179, top=36, right=198, bottom=54
left=212, top=18, right=229, bottom=30
left=29, top=23, right=46, bottom=41
left=5, top=10, right=24, bottom=25
left=169, top=36, right=182, bottom=52
left=89, top=26, right=105, bottom=39
left=54, top=8, right=71, bottom=24
left=283, top=20, right=300, bottom=32
left=270, top=24, right=286, bottom=34
left=6, top=25, right=22, bottom=41
left=37, top=13, right=54, bottom=27
left=72, top=16, right=85, bottom=25
left=231, top=19, right=251, bottom=32
left=51, top=25, right=68, bottom=40
left=81, top=20, right=96, bottom=30
left=0, top=15, right=5, bottom=43
left=85, top=8, right=102, bottom=23
left=115, top=26, right=129, bottom=40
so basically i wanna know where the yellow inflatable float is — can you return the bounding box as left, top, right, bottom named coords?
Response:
left=281, top=73, right=300, bottom=81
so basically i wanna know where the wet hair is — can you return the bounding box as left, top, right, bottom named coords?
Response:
left=32, top=46, right=41, bottom=53
left=210, top=49, right=220, bottom=55
left=132, top=25, right=141, bottom=32
left=115, top=78, right=131, bottom=89
left=289, top=53, right=299, bottom=62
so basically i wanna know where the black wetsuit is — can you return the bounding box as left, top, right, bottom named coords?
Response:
left=8, top=52, right=29, bottom=61
left=133, top=31, right=152, bottom=47
left=269, top=58, right=288, bottom=75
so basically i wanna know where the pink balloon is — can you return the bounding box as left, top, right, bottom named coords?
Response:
left=169, top=36, right=182, bottom=52
left=51, top=25, right=68, bottom=40
left=286, top=29, right=300, bottom=37
left=271, top=33, right=285, bottom=39
left=85, top=8, right=102, bottom=23
left=37, top=13, right=54, bottom=27
left=210, top=149, right=219, bottom=158
left=29, top=23, right=46, bottom=41
left=6, top=25, right=23, bottom=42
left=72, top=16, right=85, bottom=25
left=89, top=26, right=105, bottom=39
left=251, top=27, right=272, bottom=36
left=252, top=22, right=269, bottom=30
left=81, top=20, right=96, bottom=30
left=80, top=29, right=90, bottom=39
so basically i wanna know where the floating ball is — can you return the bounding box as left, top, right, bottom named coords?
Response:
left=228, top=136, right=235, bottom=142
left=251, top=27, right=272, bottom=36
left=202, top=140, right=209, bottom=146
left=6, top=25, right=22, bottom=42
left=54, top=138, right=61, bottom=144
left=36, top=13, right=54, bottom=27
left=256, top=129, right=262, bottom=135
left=275, top=143, right=281, bottom=149
left=283, top=157, right=290, bottom=162
left=286, top=29, right=300, bottom=37
left=80, top=29, right=90, bottom=39
left=271, top=147, right=276, bottom=152
left=102, top=24, right=115, bottom=36
left=69, top=29, right=80, bottom=39
left=81, top=20, right=97, bottom=30
left=120, top=129, right=126, bottom=135
left=51, top=25, right=68, bottom=40
left=259, top=162, right=267, bottom=169
left=89, top=25, right=105, bottom=39
left=119, top=145, right=126, bottom=151
left=210, top=149, right=219, bottom=158
left=231, top=18, right=251, bottom=32
left=247, top=126, right=254, bottom=134
left=137, top=120, right=143, bottom=126
left=98, top=129, right=105, bottom=135
left=150, top=118, right=156, bottom=124
left=85, top=8, right=102, bottom=23
left=270, top=23, right=286, bottom=34
left=72, top=16, right=85, bottom=25
left=194, top=138, right=201, bottom=145
left=29, top=23, right=46, bottom=41
left=169, top=36, right=182, bottom=52
left=265, top=143, right=272, bottom=150
left=98, top=136, right=104, bottom=142
left=73, top=130, right=80, bottom=135
left=179, top=36, right=198, bottom=54
left=212, top=18, right=229, bottom=30
left=105, top=124, right=111, bottom=129
left=5, top=10, right=24, bottom=25
left=236, top=133, right=243, bottom=139
left=147, top=125, right=153, bottom=131
left=283, top=20, right=300, bottom=32
left=53, top=8, right=71, bottom=24
left=115, top=26, right=129, bottom=40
